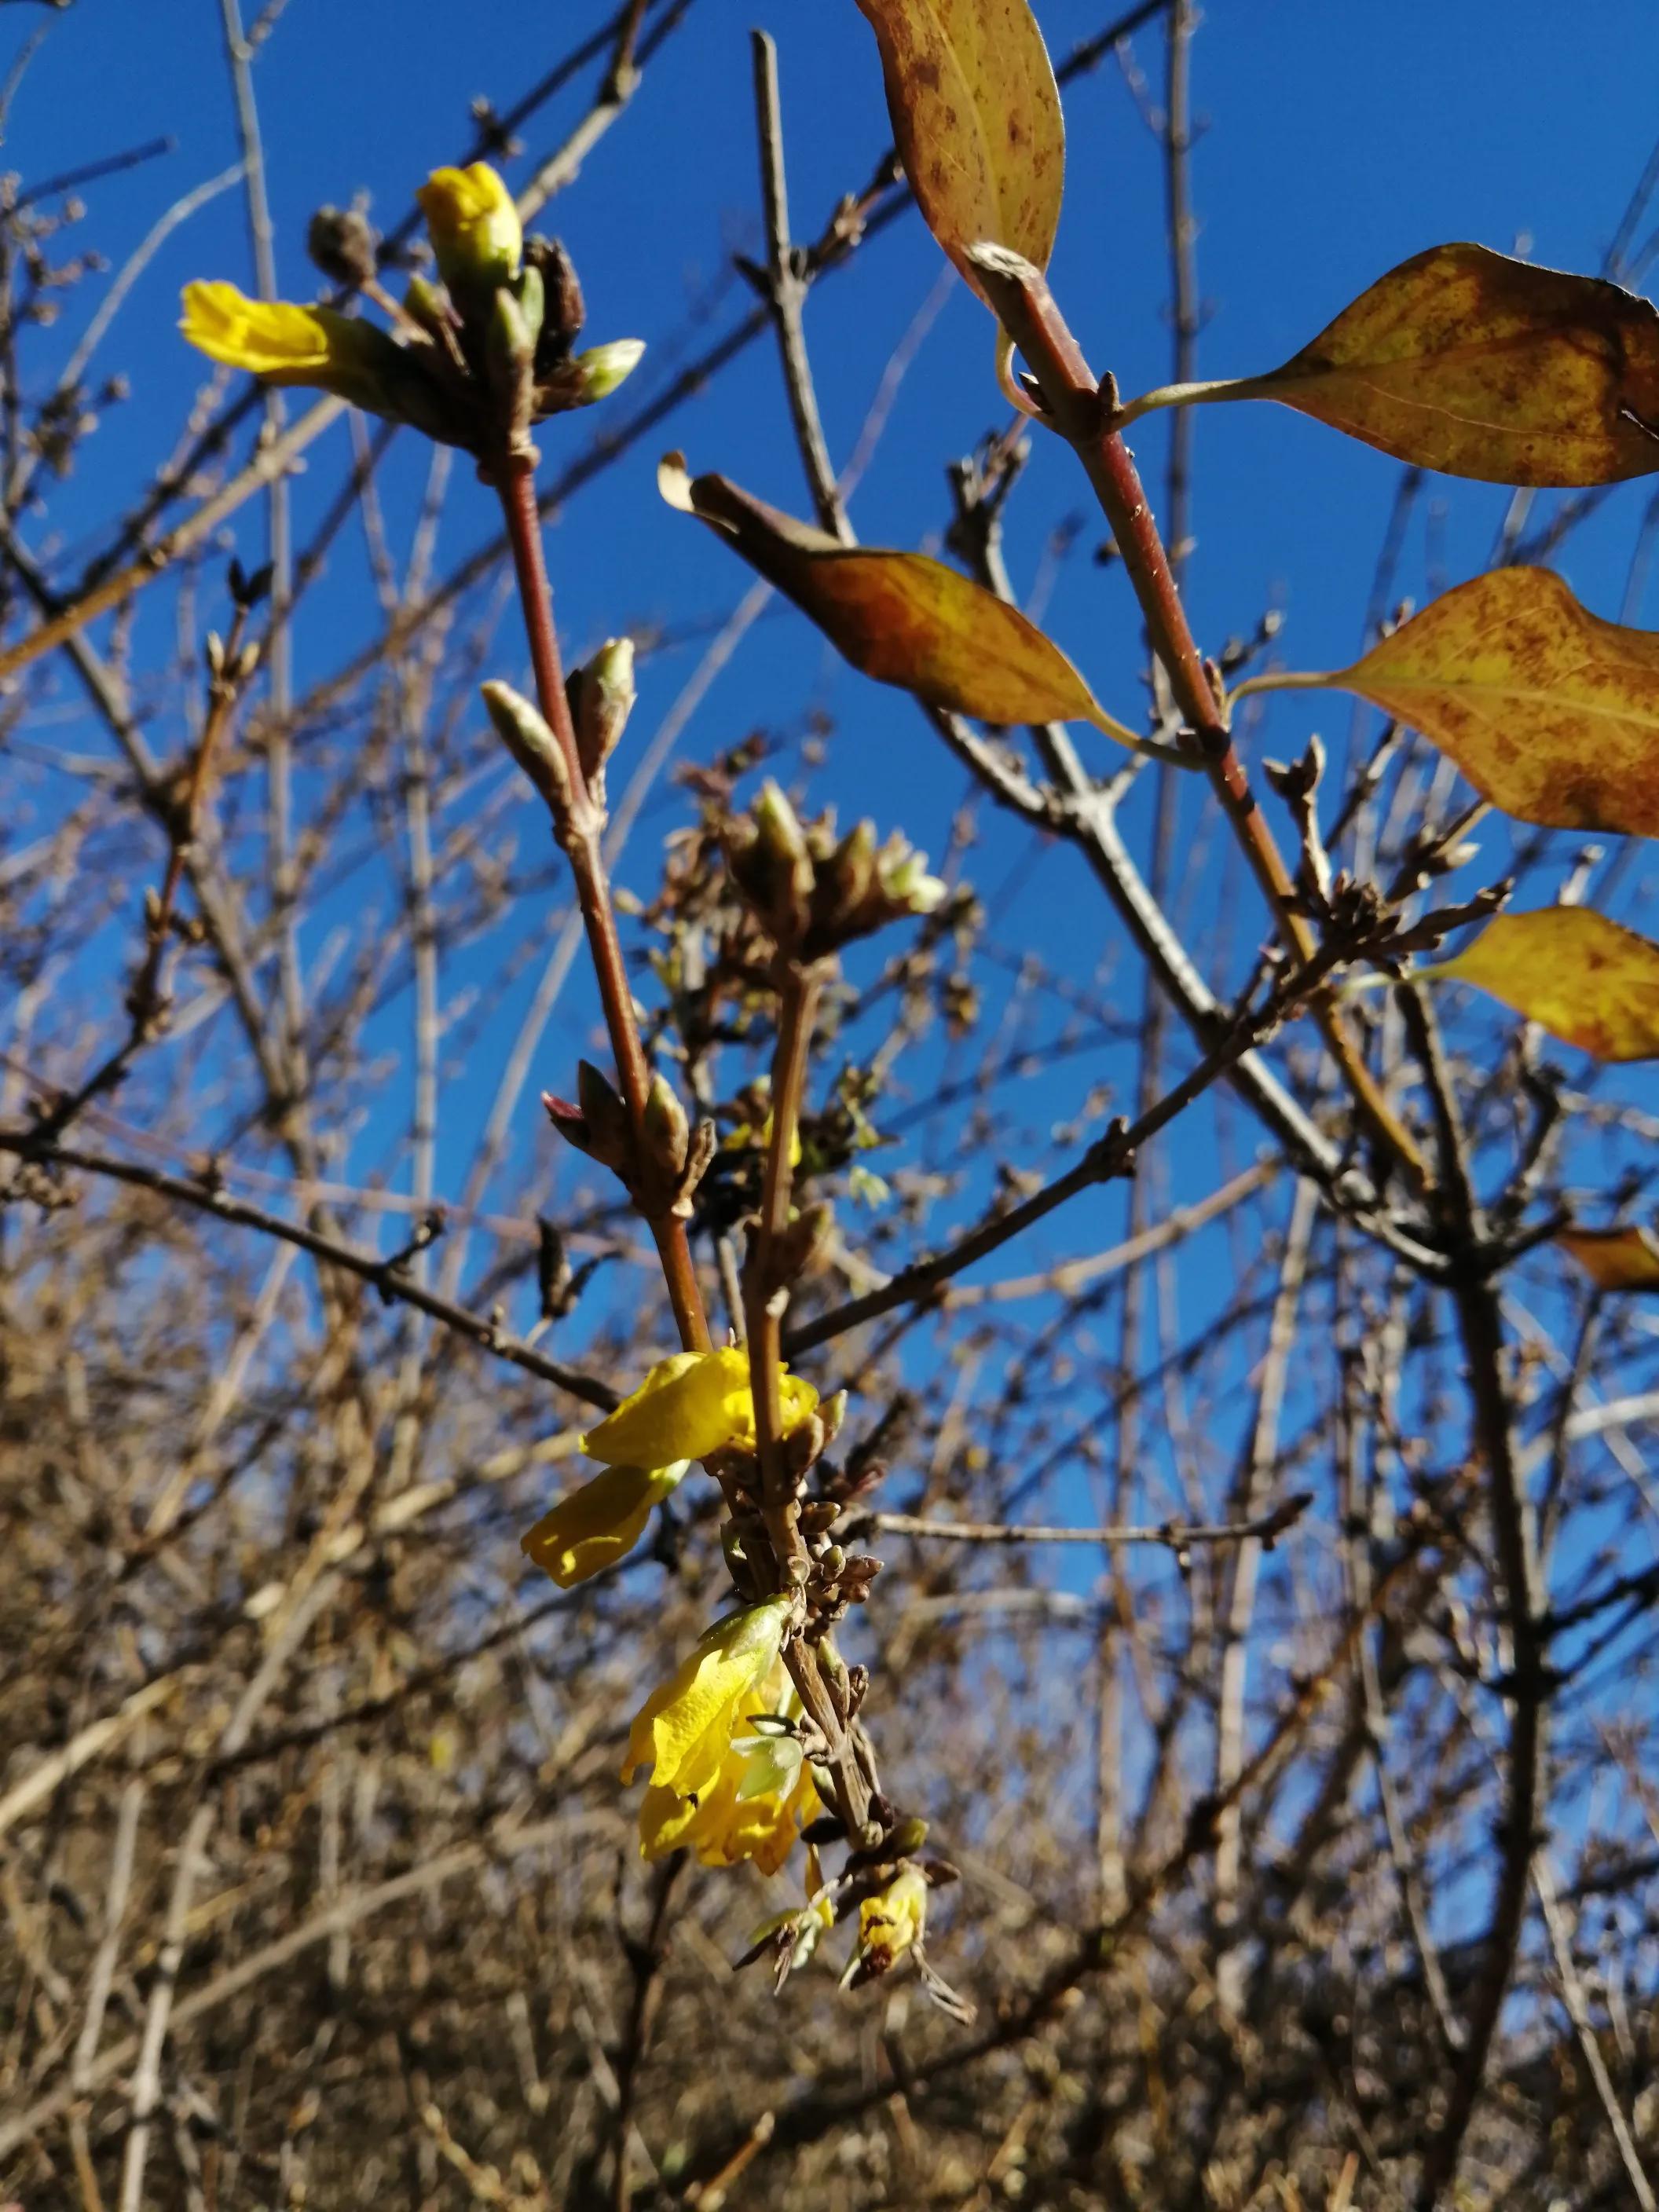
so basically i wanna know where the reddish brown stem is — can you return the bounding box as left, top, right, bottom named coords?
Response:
left=965, top=244, right=1429, bottom=1196
left=494, top=456, right=711, bottom=1354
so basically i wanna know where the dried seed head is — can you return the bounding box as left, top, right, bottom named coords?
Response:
left=306, top=204, right=379, bottom=291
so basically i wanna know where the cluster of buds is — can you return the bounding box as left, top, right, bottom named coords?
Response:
left=723, top=780, right=947, bottom=962
left=479, top=635, right=636, bottom=831
left=181, top=163, right=643, bottom=466
left=541, top=1060, right=716, bottom=1225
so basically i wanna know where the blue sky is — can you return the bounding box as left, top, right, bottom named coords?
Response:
left=11, top=0, right=1659, bottom=1353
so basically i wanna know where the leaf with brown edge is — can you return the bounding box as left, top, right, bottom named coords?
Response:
left=1423, top=908, right=1659, bottom=1060
left=852, top=0, right=1064, bottom=302
left=1126, top=245, right=1659, bottom=486
left=658, top=454, right=1143, bottom=745
left=1244, top=567, right=1659, bottom=839
left=1558, top=1224, right=1659, bottom=1291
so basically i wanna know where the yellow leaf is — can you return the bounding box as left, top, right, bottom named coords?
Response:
left=851, top=0, right=1064, bottom=310
left=1248, top=568, right=1659, bottom=840
left=659, top=455, right=1141, bottom=745
left=1426, top=908, right=1659, bottom=1060
left=1193, top=245, right=1659, bottom=486
left=1558, top=1224, right=1659, bottom=1291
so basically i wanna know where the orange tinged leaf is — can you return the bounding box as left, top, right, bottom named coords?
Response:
left=851, top=0, right=1064, bottom=309
left=658, top=454, right=1141, bottom=744
left=1125, top=245, right=1659, bottom=486
left=1245, top=245, right=1659, bottom=485
left=1426, top=908, right=1659, bottom=1060
left=1245, top=568, right=1659, bottom=840
left=1557, top=1224, right=1659, bottom=1291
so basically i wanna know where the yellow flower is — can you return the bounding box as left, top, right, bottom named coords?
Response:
left=179, top=282, right=402, bottom=410
left=581, top=1347, right=818, bottom=1467
left=843, top=1866, right=928, bottom=1987
left=638, top=1665, right=819, bottom=1874
left=623, top=1597, right=792, bottom=1798
left=416, top=162, right=522, bottom=290
left=519, top=1460, right=687, bottom=1589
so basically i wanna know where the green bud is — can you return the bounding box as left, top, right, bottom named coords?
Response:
left=480, top=680, right=572, bottom=816
left=567, top=635, right=636, bottom=800
left=641, top=1071, right=690, bottom=1181
left=485, top=287, right=537, bottom=449
left=571, top=338, right=644, bottom=404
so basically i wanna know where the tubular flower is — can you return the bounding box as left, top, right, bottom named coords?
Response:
left=581, top=1347, right=818, bottom=1468
left=179, top=282, right=406, bottom=410
left=623, top=1597, right=792, bottom=1799
left=519, top=1460, right=687, bottom=1589
left=638, top=1666, right=819, bottom=1874
left=842, top=1866, right=928, bottom=1987
left=416, top=162, right=522, bottom=291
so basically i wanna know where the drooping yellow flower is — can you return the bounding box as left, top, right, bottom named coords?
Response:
left=519, top=1460, right=687, bottom=1589
left=638, top=1664, right=819, bottom=1874
left=623, top=1597, right=792, bottom=1799
left=179, top=282, right=403, bottom=409
left=581, top=1347, right=818, bottom=1468
left=416, top=162, right=522, bottom=291
left=842, top=1866, right=928, bottom=1987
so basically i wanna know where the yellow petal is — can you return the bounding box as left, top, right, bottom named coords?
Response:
left=519, top=1462, right=684, bottom=1588
left=637, top=1661, right=817, bottom=1873
left=582, top=1350, right=750, bottom=1465
left=179, top=281, right=403, bottom=412
left=416, top=162, right=522, bottom=288
left=584, top=1349, right=821, bottom=1467
left=622, top=1598, right=790, bottom=1796
left=639, top=1782, right=718, bottom=1860
left=851, top=1866, right=928, bottom=1979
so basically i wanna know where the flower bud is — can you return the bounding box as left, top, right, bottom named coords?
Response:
left=525, top=234, right=585, bottom=362
left=481, top=679, right=573, bottom=816
left=725, top=780, right=815, bottom=949
left=641, top=1071, right=691, bottom=1182
left=401, top=273, right=456, bottom=345
left=485, top=285, right=537, bottom=449
left=577, top=1060, right=635, bottom=1176
left=877, top=837, right=947, bottom=916
left=416, top=163, right=522, bottom=295
left=577, top=338, right=645, bottom=405
left=775, top=1198, right=834, bottom=1284
left=566, top=636, right=635, bottom=801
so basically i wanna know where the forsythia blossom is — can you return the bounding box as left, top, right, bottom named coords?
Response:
left=637, top=1664, right=819, bottom=1874
left=415, top=162, right=522, bottom=290
left=842, top=1865, right=928, bottom=1987
left=178, top=284, right=405, bottom=409
left=580, top=1346, right=818, bottom=1468
left=623, top=1597, right=792, bottom=1799
left=519, top=1460, right=687, bottom=1588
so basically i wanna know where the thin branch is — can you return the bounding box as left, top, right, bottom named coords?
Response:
left=853, top=1496, right=1312, bottom=1550
left=0, top=1130, right=617, bottom=1408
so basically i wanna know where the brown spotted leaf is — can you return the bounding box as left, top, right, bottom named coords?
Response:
left=1558, top=1224, right=1659, bottom=1291
left=1204, top=245, right=1659, bottom=485
left=659, top=454, right=1132, bottom=740
left=1281, top=567, right=1659, bottom=839
left=852, top=0, right=1064, bottom=309
left=1425, top=908, right=1659, bottom=1060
